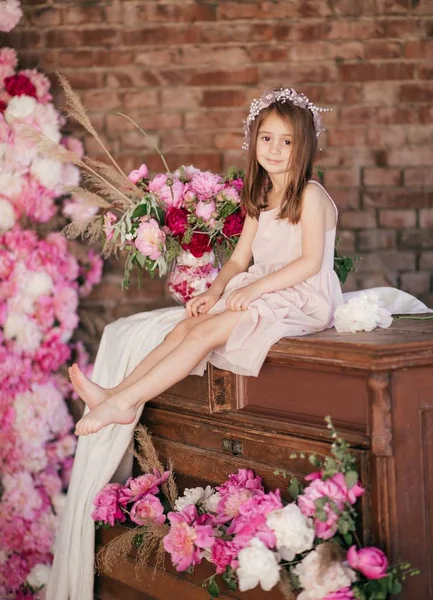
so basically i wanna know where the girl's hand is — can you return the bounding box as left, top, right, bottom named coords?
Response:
left=185, top=290, right=221, bottom=317
left=226, top=284, right=262, bottom=311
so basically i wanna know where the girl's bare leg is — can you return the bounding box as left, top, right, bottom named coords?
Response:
left=69, top=314, right=215, bottom=410
left=74, top=309, right=243, bottom=435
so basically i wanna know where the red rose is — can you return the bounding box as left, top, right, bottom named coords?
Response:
left=181, top=232, right=212, bottom=258
left=165, top=207, right=188, bottom=236
left=222, top=212, right=244, bottom=237
left=4, top=74, right=37, bottom=98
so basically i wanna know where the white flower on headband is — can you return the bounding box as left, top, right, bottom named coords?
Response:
left=242, top=87, right=332, bottom=150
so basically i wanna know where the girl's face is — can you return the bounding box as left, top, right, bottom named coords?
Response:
left=256, top=112, right=293, bottom=177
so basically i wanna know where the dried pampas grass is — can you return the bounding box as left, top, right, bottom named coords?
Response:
left=96, top=521, right=169, bottom=580
left=134, top=425, right=178, bottom=510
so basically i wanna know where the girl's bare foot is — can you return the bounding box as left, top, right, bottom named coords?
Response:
left=74, top=392, right=138, bottom=436
left=68, top=363, right=109, bottom=409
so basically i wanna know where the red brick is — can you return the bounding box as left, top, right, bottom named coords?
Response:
left=184, top=110, right=245, bottom=130
left=324, top=169, right=360, bottom=187
left=328, top=127, right=366, bottom=147
left=247, top=44, right=290, bottom=63
left=135, top=48, right=178, bottom=67
left=285, top=22, right=330, bottom=41
left=363, top=168, right=401, bottom=186
left=364, top=187, right=433, bottom=208
left=383, top=18, right=426, bottom=37
left=335, top=230, right=356, bottom=252
left=328, top=0, right=375, bottom=17
left=160, top=129, right=212, bottom=150
left=80, top=90, right=122, bottom=111
left=288, top=42, right=330, bottom=62
left=213, top=132, right=244, bottom=150
left=329, top=42, right=365, bottom=61
left=62, top=5, right=103, bottom=25
left=144, top=152, right=222, bottom=173
left=106, top=70, right=159, bottom=89
left=419, top=65, right=433, bottom=80
left=55, top=50, right=98, bottom=68
left=202, top=89, right=246, bottom=108
left=376, top=0, right=412, bottom=14
left=123, top=89, right=160, bottom=109
left=420, top=251, right=433, bottom=270
left=379, top=210, right=417, bottom=228
left=189, top=67, right=258, bottom=86
left=388, top=147, right=433, bottom=166
left=380, top=250, right=416, bottom=271
left=340, top=210, right=377, bottom=229
left=29, top=6, right=62, bottom=26
left=46, top=28, right=120, bottom=48
left=367, top=126, right=405, bottom=147
left=106, top=112, right=183, bottom=135
left=60, top=71, right=105, bottom=90
left=365, top=40, right=402, bottom=59
left=420, top=209, right=433, bottom=228
left=404, top=40, right=433, bottom=59
left=400, top=84, right=433, bottom=103
left=322, top=84, right=362, bottom=104
left=357, top=230, right=397, bottom=251
left=400, top=229, right=433, bottom=249
left=400, top=272, right=431, bottom=296
left=404, top=167, right=433, bottom=186
left=419, top=105, right=433, bottom=124
left=327, top=20, right=382, bottom=40
left=326, top=188, right=360, bottom=210
left=339, top=62, right=415, bottom=82
left=359, top=273, right=398, bottom=287
left=176, top=45, right=249, bottom=66
left=406, top=126, right=432, bottom=146
left=363, top=82, right=400, bottom=106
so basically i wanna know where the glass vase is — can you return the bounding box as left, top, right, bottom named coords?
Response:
left=166, top=250, right=220, bottom=305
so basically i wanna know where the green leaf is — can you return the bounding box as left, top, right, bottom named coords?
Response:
left=222, top=570, right=237, bottom=592
left=208, top=578, right=220, bottom=598
left=345, top=470, right=358, bottom=489
left=288, top=477, right=300, bottom=500
left=388, top=578, right=402, bottom=595
left=342, top=532, right=353, bottom=546
left=132, top=203, right=149, bottom=219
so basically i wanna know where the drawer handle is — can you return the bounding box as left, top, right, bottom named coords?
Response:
left=222, top=439, right=243, bottom=456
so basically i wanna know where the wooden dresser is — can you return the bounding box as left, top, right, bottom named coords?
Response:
left=95, top=318, right=433, bottom=600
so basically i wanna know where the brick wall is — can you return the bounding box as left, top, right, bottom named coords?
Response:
left=2, top=0, right=433, bottom=339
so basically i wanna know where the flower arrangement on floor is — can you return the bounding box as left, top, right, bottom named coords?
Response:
left=93, top=420, right=418, bottom=600
left=0, top=11, right=103, bottom=597
left=26, top=77, right=356, bottom=305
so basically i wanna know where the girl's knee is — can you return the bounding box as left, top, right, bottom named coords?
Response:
left=165, top=318, right=194, bottom=342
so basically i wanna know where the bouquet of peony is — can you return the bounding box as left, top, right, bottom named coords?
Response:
left=93, top=420, right=418, bottom=600
left=103, top=162, right=245, bottom=296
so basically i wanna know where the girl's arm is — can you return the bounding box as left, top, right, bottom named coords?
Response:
left=209, top=214, right=258, bottom=295
left=255, top=184, right=327, bottom=295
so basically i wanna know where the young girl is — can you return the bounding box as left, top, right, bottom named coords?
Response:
left=70, top=87, right=343, bottom=436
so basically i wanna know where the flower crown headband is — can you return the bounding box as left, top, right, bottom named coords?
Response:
left=242, top=87, right=332, bottom=150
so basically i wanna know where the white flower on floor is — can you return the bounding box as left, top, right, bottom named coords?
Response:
left=174, top=485, right=215, bottom=511
left=27, top=563, right=51, bottom=588
left=0, top=198, right=16, bottom=232
left=266, top=503, right=315, bottom=561
left=202, top=491, right=221, bottom=513
left=334, top=291, right=392, bottom=333
left=294, top=546, right=357, bottom=600
left=236, top=538, right=281, bottom=592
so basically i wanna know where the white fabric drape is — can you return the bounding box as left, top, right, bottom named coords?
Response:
left=45, top=289, right=431, bottom=600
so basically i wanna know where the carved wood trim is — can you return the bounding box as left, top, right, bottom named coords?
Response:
left=372, top=456, right=397, bottom=556
left=368, top=372, right=393, bottom=457
left=207, top=366, right=246, bottom=413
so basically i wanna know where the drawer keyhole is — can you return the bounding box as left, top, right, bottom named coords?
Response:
left=222, top=439, right=243, bottom=456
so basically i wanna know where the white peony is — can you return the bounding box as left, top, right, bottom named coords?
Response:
left=0, top=170, right=25, bottom=199
left=174, top=485, right=215, bottom=511
left=334, top=291, right=392, bottom=333
left=266, top=504, right=315, bottom=561
left=3, top=313, right=42, bottom=352
left=0, top=198, right=16, bottom=231
left=30, top=157, right=63, bottom=190
left=202, top=491, right=221, bottom=513
left=33, top=102, right=62, bottom=143
left=5, top=95, right=38, bottom=122
left=236, top=538, right=281, bottom=592
left=294, top=547, right=357, bottom=600
left=24, top=271, right=53, bottom=300
left=27, top=562, right=51, bottom=589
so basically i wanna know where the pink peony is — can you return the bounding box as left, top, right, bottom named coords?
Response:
left=0, top=0, right=23, bottom=33
left=120, top=469, right=170, bottom=504
left=135, top=217, right=166, bottom=260
left=130, top=494, right=166, bottom=525
left=347, top=545, right=388, bottom=580
left=21, top=69, right=52, bottom=104
left=103, top=211, right=117, bottom=240
left=314, top=506, right=340, bottom=540
left=91, top=482, right=126, bottom=526
left=149, top=174, right=185, bottom=208
left=195, top=199, right=216, bottom=222
left=323, top=588, right=355, bottom=600
left=163, top=504, right=215, bottom=572
left=189, top=171, right=224, bottom=200
left=231, top=178, right=244, bottom=192
left=210, top=538, right=238, bottom=574
left=218, top=469, right=264, bottom=495
left=128, top=163, right=149, bottom=183
left=0, top=47, right=18, bottom=81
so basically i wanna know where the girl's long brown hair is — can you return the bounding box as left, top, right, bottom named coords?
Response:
left=242, top=98, right=318, bottom=224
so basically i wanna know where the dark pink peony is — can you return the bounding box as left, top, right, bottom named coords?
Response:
left=4, top=74, right=37, bottom=98
left=181, top=232, right=212, bottom=257
left=91, top=482, right=126, bottom=526
left=347, top=545, right=388, bottom=580
left=165, top=207, right=188, bottom=236
left=222, top=212, right=244, bottom=237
